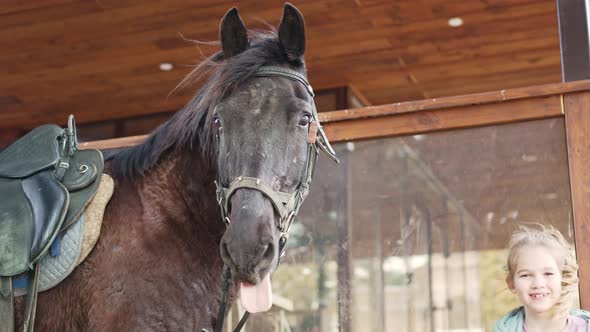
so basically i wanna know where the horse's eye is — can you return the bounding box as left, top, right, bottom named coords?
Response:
left=299, top=114, right=311, bottom=127
left=213, top=114, right=221, bottom=126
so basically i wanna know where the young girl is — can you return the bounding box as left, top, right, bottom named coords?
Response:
left=494, top=224, right=590, bottom=331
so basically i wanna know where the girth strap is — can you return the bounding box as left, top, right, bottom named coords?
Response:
left=23, top=263, right=41, bottom=332
left=0, top=263, right=40, bottom=332
left=0, top=276, right=14, bottom=332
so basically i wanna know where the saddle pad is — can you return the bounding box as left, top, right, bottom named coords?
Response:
left=78, top=174, right=113, bottom=265
left=13, top=174, right=114, bottom=296
left=13, top=214, right=84, bottom=296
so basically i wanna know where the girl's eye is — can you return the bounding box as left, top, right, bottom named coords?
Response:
left=520, top=274, right=531, bottom=278
left=299, top=114, right=311, bottom=127
left=545, top=272, right=555, bottom=276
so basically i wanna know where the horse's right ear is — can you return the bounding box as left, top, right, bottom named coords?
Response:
left=220, top=7, right=249, bottom=59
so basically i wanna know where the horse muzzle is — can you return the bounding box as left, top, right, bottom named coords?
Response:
left=219, top=190, right=279, bottom=285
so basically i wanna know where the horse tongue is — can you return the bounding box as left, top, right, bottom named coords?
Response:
left=240, top=274, right=272, bottom=313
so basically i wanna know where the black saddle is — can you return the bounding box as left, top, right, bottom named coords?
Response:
left=0, top=116, right=104, bottom=332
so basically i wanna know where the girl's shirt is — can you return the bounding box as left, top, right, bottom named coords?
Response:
left=495, top=307, right=590, bottom=332
left=522, top=315, right=588, bottom=332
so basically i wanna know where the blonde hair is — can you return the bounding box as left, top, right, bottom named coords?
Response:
left=505, top=224, right=578, bottom=318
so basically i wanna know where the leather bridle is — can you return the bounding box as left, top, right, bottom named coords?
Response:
left=204, top=66, right=338, bottom=332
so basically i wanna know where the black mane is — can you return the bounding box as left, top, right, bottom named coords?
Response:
left=108, top=30, right=305, bottom=180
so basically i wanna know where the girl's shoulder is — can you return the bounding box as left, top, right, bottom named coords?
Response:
left=494, top=307, right=525, bottom=332
left=565, top=314, right=588, bottom=331
left=570, top=309, right=590, bottom=320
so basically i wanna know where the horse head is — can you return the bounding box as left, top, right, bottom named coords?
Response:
left=211, top=3, right=335, bottom=313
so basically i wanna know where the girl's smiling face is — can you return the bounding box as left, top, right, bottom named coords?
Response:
left=508, top=245, right=563, bottom=315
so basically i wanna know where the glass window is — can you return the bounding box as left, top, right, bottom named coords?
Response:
left=233, top=118, right=576, bottom=332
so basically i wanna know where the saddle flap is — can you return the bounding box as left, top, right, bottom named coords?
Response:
left=0, top=171, right=69, bottom=276
left=25, top=171, right=69, bottom=264
left=61, top=149, right=105, bottom=230
left=0, top=125, right=64, bottom=179
left=0, top=178, right=34, bottom=276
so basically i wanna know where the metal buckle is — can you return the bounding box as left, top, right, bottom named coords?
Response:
left=299, top=184, right=309, bottom=200
left=214, top=181, right=224, bottom=205
left=78, top=164, right=89, bottom=174
left=279, top=211, right=296, bottom=233
left=307, top=121, right=318, bottom=144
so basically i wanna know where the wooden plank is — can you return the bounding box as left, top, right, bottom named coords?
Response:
left=0, top=0, right=75, bottom=16
left=323, top=95, right=562, bottom=143
left=322, top=80, right=590, bottom=123
left=79, top=135, right=146, bottom=150
left=0, top=0, right=561, bottom=130
left=81, top=90, right=564, bottom=150
left=359, top=65, right=560, bottom=105
left=417, top=66, right=560, bottom=101
left=564, top=91, right=590, bottom=310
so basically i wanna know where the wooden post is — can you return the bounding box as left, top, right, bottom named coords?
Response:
left=564, top=91, right=590, bottom=309
left=337, top=147, right=352, bottom=332
left=559, top=0, right=590, bottom=309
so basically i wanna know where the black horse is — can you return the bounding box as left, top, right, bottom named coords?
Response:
left=16, top=3, right=336, bottom=331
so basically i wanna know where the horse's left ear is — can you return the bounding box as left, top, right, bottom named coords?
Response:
left=220, top=7, right=250, bottom=59
left=278, top=3, right=306, bottom=60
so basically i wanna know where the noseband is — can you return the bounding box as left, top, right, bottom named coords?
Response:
left=206, top=66, right=338, bottom=332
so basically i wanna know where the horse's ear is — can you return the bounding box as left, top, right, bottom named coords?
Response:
left=278, top=3, right=306, bottom=60
left=220, top=7, right=249, bottom=59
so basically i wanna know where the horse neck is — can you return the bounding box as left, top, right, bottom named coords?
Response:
left=135, top=147, right=225, bottom=249
left=99, top=147, right=235, bottom=321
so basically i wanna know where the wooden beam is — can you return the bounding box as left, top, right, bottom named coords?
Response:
left=323, top=95, right=563, bottom=143
left=79, top=135, right=145, bottom=150
left=322, top=80, right=590, bottom=123
left=80, top=81, right=580, bottom=150
left=558, top=0, right=590, bottom=81
left=564, top=91, right=590, bottom=310
left=79, top=95, right=563, bottom=150
left=347, top=85, right=371, bottom=108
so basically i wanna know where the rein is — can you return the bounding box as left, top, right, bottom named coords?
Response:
left=204, top=66, right=338, bottom=332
